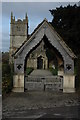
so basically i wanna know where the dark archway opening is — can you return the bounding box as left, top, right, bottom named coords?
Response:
left=24, top=35, right=64, bottom=76
left=43, top=35, right=64, bottom=74
left=37, top=56, right=43, bottom=69
left=24, top=35, right=64, bottom=92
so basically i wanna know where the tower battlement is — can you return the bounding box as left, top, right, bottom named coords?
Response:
left=11, top=13, right=28, bottom=24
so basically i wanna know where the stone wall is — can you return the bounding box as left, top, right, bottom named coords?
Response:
left=27, top=59, right=37, bottom=69
left=26, top=40, right=48, bottom=69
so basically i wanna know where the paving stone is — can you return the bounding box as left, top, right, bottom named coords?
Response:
left=2, top=91, right=80, bottom=118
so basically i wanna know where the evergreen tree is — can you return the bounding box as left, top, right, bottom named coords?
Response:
left=50, top=4, right=80, bottom=55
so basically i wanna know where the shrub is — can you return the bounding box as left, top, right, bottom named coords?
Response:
left=2, top=61, right=13, bottom=95
left=2, top=75, right=13, bottom=94
left=49, top=67, right=58, bottom=75
left=26, top=67, right=33, bottom=75
left=2, top=64, right=11, bottom=76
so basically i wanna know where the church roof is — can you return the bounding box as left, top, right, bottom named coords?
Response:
left=13, top=18, right=76, bottom=58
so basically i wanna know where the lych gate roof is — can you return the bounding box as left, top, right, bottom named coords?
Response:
left=13, top=18, right=76, bottom=59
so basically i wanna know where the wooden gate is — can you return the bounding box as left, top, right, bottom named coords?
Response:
left=25, top=76, right=63, bottom=91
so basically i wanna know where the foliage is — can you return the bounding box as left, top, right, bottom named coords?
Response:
left=49, top=67, right=58, bottom=75
left=50, top=4, right=80, bottom=89
left=50, top=4, right=80, bottom=55
left=75, top=57, right=80, bottom=90
left=2, top=75, right=13, bottom=94
left=2, top=52, right=13, bottom=95
left=2, top=52, right=9, bottom=64
left=26, top=67, right=33, bottom=75
left=2, top=64, right=11, bottom=76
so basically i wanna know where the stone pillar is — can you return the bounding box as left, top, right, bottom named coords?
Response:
left=12, top=74, right=24, bottom=92
left=63, top=74, right=75, bottom=93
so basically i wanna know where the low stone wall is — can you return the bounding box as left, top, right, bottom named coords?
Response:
left=25, top=76, right=63, bottom=91
left=25, top=82, right=63, bottom=91
left=12, top=74, right=75, bottom=93
left=25, top=82, right=44, bottom=91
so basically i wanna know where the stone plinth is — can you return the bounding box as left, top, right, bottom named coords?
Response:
left=12, top=74, right=24, bottom=92
left=63, top=74, right=75, bottom=93
left=58, top=70, right=64, bottom=76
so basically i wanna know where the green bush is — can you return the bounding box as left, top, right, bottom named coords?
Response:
left=2, top=63, right=13, bottom=95
left=2, top=52, right=14, bottom=95
left=2, top=76, right=13, bottom=94
left=2, top=64, right=11, bottom=76
left=49, top=67, right=58, bottom=75
left=26, top=67, right=33, bottom=75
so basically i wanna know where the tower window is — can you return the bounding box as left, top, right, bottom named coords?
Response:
left=17, top=26, right=20, bottom=31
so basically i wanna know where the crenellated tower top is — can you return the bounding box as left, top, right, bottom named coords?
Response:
left=10, top=12, right=28, bottom=24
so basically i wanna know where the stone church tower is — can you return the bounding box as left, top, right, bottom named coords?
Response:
left=9, top=12, right=28, bottom=63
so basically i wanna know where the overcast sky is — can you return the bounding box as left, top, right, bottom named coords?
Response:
left=2, top=2, right=77, bottom=52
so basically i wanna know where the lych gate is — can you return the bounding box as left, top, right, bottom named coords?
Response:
left=9, top=13, right=76, bottom=93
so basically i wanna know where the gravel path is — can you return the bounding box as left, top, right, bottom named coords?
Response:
left=2, top=91, right=80, bottom=119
